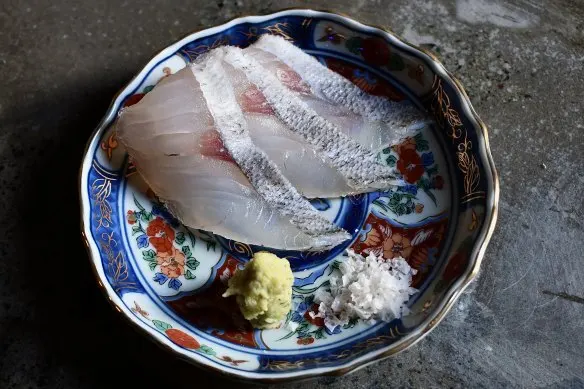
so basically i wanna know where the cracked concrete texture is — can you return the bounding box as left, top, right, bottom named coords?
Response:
left=0, top=0, right=583, bottom=388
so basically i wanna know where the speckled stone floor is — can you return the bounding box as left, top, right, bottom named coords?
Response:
left=1, top=1, right=583, bottom=388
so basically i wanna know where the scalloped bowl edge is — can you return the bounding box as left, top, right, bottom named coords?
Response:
left=78, top=8, right=499, bottom=382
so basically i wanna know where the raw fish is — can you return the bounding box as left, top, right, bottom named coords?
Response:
left=116, top=36, right=424, bottom=250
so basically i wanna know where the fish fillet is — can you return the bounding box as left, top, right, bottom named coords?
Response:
left=116, top=36, right=424, bottom=250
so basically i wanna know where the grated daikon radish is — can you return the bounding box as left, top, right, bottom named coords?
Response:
left=314, top=250, right=417, bottom=331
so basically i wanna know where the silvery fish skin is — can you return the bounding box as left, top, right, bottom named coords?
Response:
left=116, top=36, right=423, bottom=250
left=250, top=35, right=424, bottom=150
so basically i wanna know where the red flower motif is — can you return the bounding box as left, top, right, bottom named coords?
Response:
left=123, top=93, right=145, bottom=107
left=409, top=247, right=428, bottom=270
left=165, top=328, right=200, bottom=349
left=297, top=337, right=315, bottom=345
left=146, top=217, right=175, bottom=254
left=361, top=37, right=391, bottom=66
left=304, top=304, right=325, bottom=327
left=126, top=210, right=137, bottom=225
left=433, top=175, right=444, bottom=190
left=396, top=149, right=425, bottom=183
left=157, top=247, right=186, bottom=278
left=363, top=227, right=382, bottom=248
left=394, top=137, right=417, bottom=154
left=383, top=233, right=413, bottom=259
left=324, top=58, right=406, bottom=101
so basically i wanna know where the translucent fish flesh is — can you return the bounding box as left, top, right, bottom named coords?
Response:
left=115, top=36, right=424, bottom=250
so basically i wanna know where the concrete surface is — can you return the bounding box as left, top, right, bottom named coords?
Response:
left=0, top=0, right=583, bottom=388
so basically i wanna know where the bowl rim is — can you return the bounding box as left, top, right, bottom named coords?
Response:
left=78, top=8, right=499, bottom=383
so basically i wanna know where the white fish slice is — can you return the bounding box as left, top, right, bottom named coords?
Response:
left=249, top=34, right=426, bottom=151
left=192, top=49, right=349, bottom=247
left=222, top=46, right=401, bottom=192
left=221, top=58, right=354, bottom=198
left=116, top=37, right=423, bottom=251
left=117, top=52, right=349, bottom=250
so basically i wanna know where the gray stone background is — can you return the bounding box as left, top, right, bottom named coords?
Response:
left=1, top=0, right=583, bottom=388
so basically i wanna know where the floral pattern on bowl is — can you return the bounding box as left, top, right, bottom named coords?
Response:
left=80, top=9, right=498, bottom=382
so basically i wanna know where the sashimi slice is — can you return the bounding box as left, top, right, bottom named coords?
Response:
left=136, top=156, right=334, bottom=248
left=245, top=116, right=355, bottom=198
left=116, top=64, right=349, bottom=250
left=248, top=34, right=426, bottom=150
left=115, top=37, right=424, bottom=251
left=222, top=46, right=401, bottom=191
left=192, top=49, right=350, bottom=248
left=222, top=60, right=355, bottom=198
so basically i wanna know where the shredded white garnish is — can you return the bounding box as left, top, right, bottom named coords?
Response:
left=314, top=249, right=418, bottom=332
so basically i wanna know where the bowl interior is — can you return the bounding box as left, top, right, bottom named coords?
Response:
left=82, top=10, right=495, bottom=380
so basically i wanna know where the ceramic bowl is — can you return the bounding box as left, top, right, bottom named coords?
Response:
left=79, top=9, right=498, bottom=382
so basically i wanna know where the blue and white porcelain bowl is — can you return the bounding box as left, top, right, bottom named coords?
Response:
left=79, top=9, right=499, bottom=382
